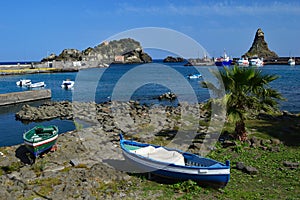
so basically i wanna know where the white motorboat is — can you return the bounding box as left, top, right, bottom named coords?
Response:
left=16, top=79, right=31, bottom=87
left=237, top=58, right=249, bottom=67
left=61, top=79, right=74, bottom=89
left=27, top=82, right=46, bottom=88
left=249, top=57, right=264, bottom=67
left=288, top=58, right=296, bottom=66
left=187, top=74, right=202, bottom=79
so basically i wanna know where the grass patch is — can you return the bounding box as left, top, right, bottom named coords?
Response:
left=28, top=177, right=62, bottom=196
left=100, top=116, right=300, bottom=199
left=0, top=161, right=23, bottom=174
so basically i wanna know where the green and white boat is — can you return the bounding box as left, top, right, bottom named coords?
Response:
left=23, top=125, right=59, bottom=157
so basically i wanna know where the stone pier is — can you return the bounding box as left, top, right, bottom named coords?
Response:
left=0, top=89, right=51, bottom=106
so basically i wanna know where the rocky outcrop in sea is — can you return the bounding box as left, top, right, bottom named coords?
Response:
left=243, top=28, right=278, bottom=58
left=163, top=56, right=184, bottom=63
left=41, top=38, right=152, bottom=65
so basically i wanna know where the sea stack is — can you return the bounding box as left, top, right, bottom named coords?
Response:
left=244, top=28, right=278, bottom=58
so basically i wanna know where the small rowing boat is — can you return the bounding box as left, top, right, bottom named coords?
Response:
left=23, top=125, right=58, bottom=157
left=119, top=134, right=230, bottom=187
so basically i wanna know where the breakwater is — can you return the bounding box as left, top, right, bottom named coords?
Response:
left=0, top=89, right=51, bottom=106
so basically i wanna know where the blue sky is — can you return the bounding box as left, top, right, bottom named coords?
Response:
left=1, top=0, right=300, bottom=61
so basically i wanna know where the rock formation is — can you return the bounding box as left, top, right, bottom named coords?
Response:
left=244, top=28, right=278, bottom=58
left=41, top=38, right=152, bottom=64
left=121, top=47, right=152, bottom=64
left=163, top=56, right=184, bottom=63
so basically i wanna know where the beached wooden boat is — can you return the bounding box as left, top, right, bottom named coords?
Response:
left=119, top=134, right=230, bottom=187
left=23, top=125, right=58, bottom=157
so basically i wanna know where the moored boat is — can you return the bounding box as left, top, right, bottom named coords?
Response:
left=214, top=51, right=232, bottom=66
left=249, top=57, right=264, bottom=67
left=27, top=81, right=46, bottom=88
left=61, top=79, right=75, bottom=89
left=187, top=73, right=202, bottom=79
left=237, top=57, right=249, bottom=67
left=288, top=58, right=296, bottom=66
left=119, top=134, right=230, bottom=187
left=23, top=125, right=58, bottom=157
left=16, top=79, right=31, bottom=87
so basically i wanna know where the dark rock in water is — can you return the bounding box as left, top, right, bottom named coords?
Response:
left=163, top=56, right=184, bottom=63
left=243, top=28, right=278, bottom=58
left=158, top=92, right=177, bottom=101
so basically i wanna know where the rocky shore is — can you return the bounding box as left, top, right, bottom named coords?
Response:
left=1, top=100, right=299, bottom=199
left=1, top=100, right=212, bottom=199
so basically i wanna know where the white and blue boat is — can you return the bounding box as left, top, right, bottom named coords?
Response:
left=214, top=51, right=232, bottom=66
left=187, top=74, right=202, bottom=79
left=119, top=134, right=230, bottom=187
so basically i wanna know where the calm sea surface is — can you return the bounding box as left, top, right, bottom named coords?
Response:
left=0, top=61, right=299, bottom=147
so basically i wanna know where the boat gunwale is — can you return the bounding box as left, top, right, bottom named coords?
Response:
left=120, top=134, right=230, bottom=170
left=23, top=125, right=58, bottom=143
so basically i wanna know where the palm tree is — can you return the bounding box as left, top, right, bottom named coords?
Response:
left=203, top=65, right=284, bottom=141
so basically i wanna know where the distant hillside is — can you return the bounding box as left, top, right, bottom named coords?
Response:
left=243, top=28, right=278, bottom=58
left=42, top=38, right=152, bottom=64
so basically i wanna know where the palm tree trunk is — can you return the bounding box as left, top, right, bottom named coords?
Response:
left=235, top=120, right=247, bottom=141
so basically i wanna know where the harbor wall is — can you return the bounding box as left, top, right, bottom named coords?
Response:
left=0, top=89, right=51, bottom=106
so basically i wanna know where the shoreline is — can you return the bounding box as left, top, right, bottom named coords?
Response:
left=0, top=100, right=299, bottom=199
left=0, top=57, right=298, bottom=76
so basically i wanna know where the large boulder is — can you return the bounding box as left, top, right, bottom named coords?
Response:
left=243, top=28, right=278, bottom=58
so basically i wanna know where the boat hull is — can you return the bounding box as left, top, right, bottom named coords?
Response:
left=24, top=136, right=57, bottom=157
left=215, top=60, right=232, bottom=66
left=61, top=80, right=74, bottom=89
left=23, top=125, right=58, bottom=157
left=122, top=149, right=230, bottom=186
left=27, top=82, right=45, bottom=88
left=120, top=134, right=230, bottom=187
left=16, top=79, right=31, bottom=87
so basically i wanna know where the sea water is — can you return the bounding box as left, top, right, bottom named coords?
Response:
left=0, top=62, right=299, bottom=146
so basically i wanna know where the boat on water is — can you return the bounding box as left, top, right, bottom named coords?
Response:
left=61, top=79, right=75, bottom=89
left=119, top=134, right=230, bottom=187
left=27, top=81, right=46, bottom=88
left=16, top=79, right=31, bottom=87
left=249, top=57, right=264, bottom=67
left=214, top=51, right=232, bottom=66
left=184, top=57, right=215, bottom=66
left=187, top=74, right=202, bottom=79
left=288, top=58, right=296, bottom=66
left=23, top=125, right=59, bottom=157
left=237, top=58, right=249, bottom=67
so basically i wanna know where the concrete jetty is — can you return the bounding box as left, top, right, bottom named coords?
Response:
left=0, top=89, right=51, bottom=106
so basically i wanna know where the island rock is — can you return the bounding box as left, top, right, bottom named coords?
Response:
left=243, top=28, right=278, bottom=58
left=42, top=38, right=152, bottom=65
left=163, top=56, right=184, bottom=63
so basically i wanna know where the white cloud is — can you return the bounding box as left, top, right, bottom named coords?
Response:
left=117, top=1, right=300, bottom=17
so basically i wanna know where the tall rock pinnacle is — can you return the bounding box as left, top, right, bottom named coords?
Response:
left=244, top=28, right=278, bottom=58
